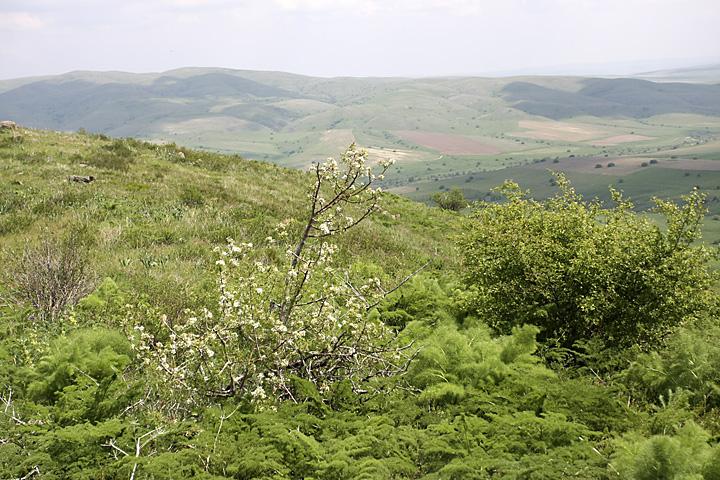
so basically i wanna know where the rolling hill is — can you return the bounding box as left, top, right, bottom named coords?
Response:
left=504, top=78, right=720, bottom=119
left=2, top=65, right=720, bottom=221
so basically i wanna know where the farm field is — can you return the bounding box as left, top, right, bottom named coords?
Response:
left=391, top=131, right=502, bottom=155
left=1, top=66, right=719, bottom=225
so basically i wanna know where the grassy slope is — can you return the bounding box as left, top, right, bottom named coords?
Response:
left=1, top=68, right=719, bottom=234
left=5, top=126, right=720, bottom=479
left=0, top=128, right=460, bottom=314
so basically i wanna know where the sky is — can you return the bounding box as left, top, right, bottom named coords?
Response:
left=2, top=0, right=720, bottom=80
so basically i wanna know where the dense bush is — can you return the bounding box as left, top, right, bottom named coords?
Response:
left=458, top=174, right=718, bottom=351
left=429, top=186, right=468, bottom=211
left=613, top=422, right=720, bottom=479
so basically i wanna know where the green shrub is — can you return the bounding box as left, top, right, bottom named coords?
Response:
left=623, top=323, right=720, bottom=417
left=406, top=321, right=617, bottom=476
left=613, top=422, right=713, bottom=480
left=458, top=174, right=718, bottom=351
left=86, top=139, right=135, bottom=171
left=429, top=186, right=467, bottom=211
left=27, top=329, right=133, bottom=411
left=179, top=186, right=205, bottom=206
left=376, top=274, right=463, bottom=328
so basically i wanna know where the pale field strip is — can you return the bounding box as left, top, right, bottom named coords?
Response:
left=656, top=160, right=720, bottom=171
left=388, top=185, right=420, bottom=194
left=507, top=120, right=609, bottom=142
left=301, top=129, right=417, bottom=169
left=508, top=121, right=657, bottom=146
left=588, top=135, right=657, bottom=146
left=525, top=157, right=656, bottom=176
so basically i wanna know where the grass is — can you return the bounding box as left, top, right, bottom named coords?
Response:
left=0, top=128, right=462, bottom=315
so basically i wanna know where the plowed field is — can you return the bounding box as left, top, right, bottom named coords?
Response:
left=392, top=131, right=501, bottom=155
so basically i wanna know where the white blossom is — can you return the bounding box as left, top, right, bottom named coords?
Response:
left=126, top=143, right=406, bottom=406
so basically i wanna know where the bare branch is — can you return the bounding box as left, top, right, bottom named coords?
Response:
left=69, top=364, right=100, bottom=386
left=8, top=466, right=40, bottom=480
left=366, top=258, right=434, bottom=311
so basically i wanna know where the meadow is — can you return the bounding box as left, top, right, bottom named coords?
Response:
left=3, top=127, right=720, bottom=478
left=2, top=68, right=720, bottom=477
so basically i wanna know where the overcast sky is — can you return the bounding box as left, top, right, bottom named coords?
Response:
left=2, top=0, right=719, bottom=80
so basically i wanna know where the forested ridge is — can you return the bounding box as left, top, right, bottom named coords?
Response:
left=2, top=126, right=720, bottom=479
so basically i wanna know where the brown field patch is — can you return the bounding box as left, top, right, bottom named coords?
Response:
left=508, top=120, right=609, bottom=142
left=588, top=135, right=657, bottom=146
left=525, top=157, right=655, bottom=176
left=392, top=131, right=501, bottom=155
left=657, top=159, right=720, bottom=171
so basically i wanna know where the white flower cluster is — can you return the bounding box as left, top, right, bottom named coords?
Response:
left=126, top=144, right=402, bottom=406
left=304, top=144, right=395, bottom=239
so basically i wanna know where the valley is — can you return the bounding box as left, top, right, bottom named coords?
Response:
left=2, top=66, right=720, bottom=238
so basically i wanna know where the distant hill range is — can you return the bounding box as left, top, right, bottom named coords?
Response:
left=504, top=78, right=720, bottom=119
left=2, top=65, right=720, bottom=207
left=630, top=63, right=720, bottom=83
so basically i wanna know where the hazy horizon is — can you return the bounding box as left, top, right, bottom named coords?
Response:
left=3, top=56, right=720, bottom=83
left=3, top=1, right=720, bottom=81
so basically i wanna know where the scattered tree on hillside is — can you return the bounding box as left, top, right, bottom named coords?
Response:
left=429, top=186, right=468, bottom=211
left=125, top=144, right=418, bottom=404
left=458, top=173, right=718, bottom=351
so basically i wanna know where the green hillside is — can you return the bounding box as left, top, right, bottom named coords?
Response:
left=506, top=78, right=720, bottom=119
left=3, top=127, right=720, bottom=478
left=1, top=67, right=719, bottom=202
left=0, top=127, right=456, bottom=290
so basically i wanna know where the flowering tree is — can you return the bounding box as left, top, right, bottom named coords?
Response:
left=125, top=145, right=417, bottom=404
